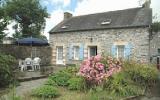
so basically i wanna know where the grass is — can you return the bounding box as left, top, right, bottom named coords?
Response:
left=16, top=87, right=121, bottom=100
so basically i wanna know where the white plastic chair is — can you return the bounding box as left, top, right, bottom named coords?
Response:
left=24, top=58, right=34, bottom=71
left=33, top=57, right=41, bottom=70
left=19, top=59, right=27, bottom=71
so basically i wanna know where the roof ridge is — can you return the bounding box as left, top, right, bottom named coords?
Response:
left=71, top=7, right=143, bottom=19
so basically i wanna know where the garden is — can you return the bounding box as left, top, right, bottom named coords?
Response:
left=17, top=55, right=160, bottom=99
left=0, top=54, right=159, bottom=100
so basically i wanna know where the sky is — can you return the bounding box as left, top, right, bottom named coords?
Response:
left=5, top=0, right=160, bottom=40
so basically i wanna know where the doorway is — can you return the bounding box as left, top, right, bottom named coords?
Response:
left=56, top=46, right=63, bottom=64
left=88, top=46, right=97, bottom=57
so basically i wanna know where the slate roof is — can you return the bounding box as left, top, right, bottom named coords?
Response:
left=49, top=7, right=152, bottom=33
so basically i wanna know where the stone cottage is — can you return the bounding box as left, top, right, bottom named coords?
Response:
left=49, top=2, right=152, bottom=65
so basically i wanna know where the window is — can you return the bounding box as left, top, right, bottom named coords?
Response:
left=158, top=49, right=160, bottom=54
left=101, top=19, right=112, bottom=25
left=116, top=45, right=125, bottom=58
left=73, top=46, right=79, bottom=60
left=88, top=46, right=97, bottom=57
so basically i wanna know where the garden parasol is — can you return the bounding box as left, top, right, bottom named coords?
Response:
left=16, top=37, right=49, bottom=58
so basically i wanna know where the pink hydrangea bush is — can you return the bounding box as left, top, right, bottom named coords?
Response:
left=78, top=55, right=122, bottom=86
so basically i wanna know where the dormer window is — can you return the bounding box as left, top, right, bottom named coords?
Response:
left=61, top=25, right=68, bottom=29
left=101, top=19, right=111, bottom=25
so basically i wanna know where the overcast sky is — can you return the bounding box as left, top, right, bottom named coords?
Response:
left=6, top=0, right=160, bottom=40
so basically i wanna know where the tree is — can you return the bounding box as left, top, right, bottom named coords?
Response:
left=4, top=0, right=49, bottom=38
left=0, top=1, right=8, bottom=43
left=152, top=21, right=160, bottom=32
left=12, top=24, right=22, bottom=39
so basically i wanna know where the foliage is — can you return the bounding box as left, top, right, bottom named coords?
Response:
left=0, top=5, right=8, bottom=42
left=63, top=66, right=79, bottom=75
left=102, top=61, right=159, bottom=97
left=104, top=72, right=144, bottom=97
left=44, top=79, right=57, bottom=87
left=67, top=76, right=86, bottom=91
left=0, top=53, right=17, bottom=87
left=152, top=21, right=160, bottom=32
left=49, top=71, right=72, bottom=86
left=48, top=66, right=79, bottom=87
left=19, top=56, right=159, bottom=99
left=12, top=24, right=23, bottom=39
left=78, top=55, right=122, bottom=86
left=77, top=55, right=159, bottom=97
left=32, top=85, right=60, bottom=98
left=123, top=61, right=159, bottom=88
left=4, top=0, right=49, bottom=37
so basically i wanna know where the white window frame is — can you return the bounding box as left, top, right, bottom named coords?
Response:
left=73, top=46, right=79, bottom=60
left=116, top=45, right=125, bottom=59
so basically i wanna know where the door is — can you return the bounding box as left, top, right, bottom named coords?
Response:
left=88, top=46, right=97, bottom=57
left=157, top=57, right=160, bottom=70
left=56, top=46, right=63, bottom=64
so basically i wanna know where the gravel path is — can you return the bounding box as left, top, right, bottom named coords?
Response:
left=0, top=78, right=48, bottom=99
left=16, top=78, right=47, bottom=96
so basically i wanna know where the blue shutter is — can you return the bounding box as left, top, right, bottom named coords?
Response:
left=79, top=43, right=84, bottom=60
left=111, top=45, right=117, bottom=57
left=69, top=44, right=73, bottom=60
left=124, top=43, right=131, bottom=59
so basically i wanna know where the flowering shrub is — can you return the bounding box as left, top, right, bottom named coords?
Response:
left=78, top=55, right=122, bottom=86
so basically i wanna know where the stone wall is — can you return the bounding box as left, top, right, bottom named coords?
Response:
left=150, top=32, right=160, bottom=63
left=150, top=32, right=160, bottom=56
left=49, top=27, right=150, bottom=64
left=0, top=45, right=52, bottom=65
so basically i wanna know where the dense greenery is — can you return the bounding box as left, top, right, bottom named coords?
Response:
left=68, top=76, right=86, bottom=90
left=47, top=67, right=79, bottom=87
left=0, top=53, right=17, bottom=88
left=123, top=61, right=158, bottom=88
left=103, top=61, right=158, bottom=97
left=152, top=21, right=160, bottom=32
left=44, top=79, right=57, bottom=86
left=49, top=70, right=72, bottom=86
left=32, top=85, right=60, bottom=98
left=4, top=0, right=49, bottom=38
left=31, top=56, right=159, bottom=99
left=0, top=2, right=9, bottom=43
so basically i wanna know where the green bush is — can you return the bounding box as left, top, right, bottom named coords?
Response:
left=0, top=53, right=17, bottom=87
left=49, top=71, right=72, bottom=86
left=63, top=67, right=79, bottom=75
left=102, top=61, right=159, bottom=97
left=123, top=61, right=159, bottom=87
left=44, top=79, right=57, bottom=86
left=32, top=85, right=60, bottom=98
left=104, top=72, right=144, bottom=97
left=68, top=76, right=86, bottom=90
left=48, top=67, right=79, bottom=87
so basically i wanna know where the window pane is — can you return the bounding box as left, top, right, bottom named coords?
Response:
left=73, top=46, right=79, bottom=60
left=57, top=47, right=63, bottom=60
left=117, top=45, right=124, bottom=58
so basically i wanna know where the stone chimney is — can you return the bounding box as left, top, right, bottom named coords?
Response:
left=142, top=0, right=151, bottom=8
left=64, top=12, right=72, bottom=20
